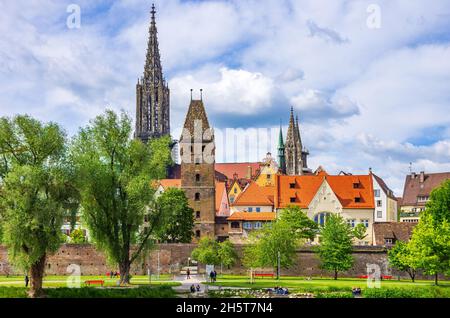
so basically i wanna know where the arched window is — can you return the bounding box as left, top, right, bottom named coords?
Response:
left=314, top=212, right=332, bottom=226
left=195, top=193, right=200, bottom=201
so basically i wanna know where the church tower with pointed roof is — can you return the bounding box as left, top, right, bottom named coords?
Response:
left=180, top=92, right=216, bottom=241
left=135, top=4, right=170, bottom=143
left=284, top=107, right=310, bottom=175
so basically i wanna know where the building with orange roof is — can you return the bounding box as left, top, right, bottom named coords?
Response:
left=226, top=169, right=398, bottom=245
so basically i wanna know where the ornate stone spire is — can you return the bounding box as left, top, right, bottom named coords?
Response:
left=285, top=107, right=309, bottom=175
left=135, top=3, right=170, bottom=143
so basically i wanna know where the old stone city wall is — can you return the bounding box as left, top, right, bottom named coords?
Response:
left=0, top=244, right=437, bottom=280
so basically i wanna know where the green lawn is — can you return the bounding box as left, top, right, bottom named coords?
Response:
left=0, top=274, right=179, bottom=288
left=0, top=285, right=178, bottom=298
left=206, top=275, right=450, bottom=298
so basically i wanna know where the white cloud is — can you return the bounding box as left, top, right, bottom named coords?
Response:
left=169, top=67, right=274, bottom=115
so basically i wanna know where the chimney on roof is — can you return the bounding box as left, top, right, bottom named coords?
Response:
left=233, top=173, right=238, bottom=180
left=419, top=171, right=425, bottom=183
left=411, top=172, right=416, bottom=179
left=247, top=166, right=253, bottom=179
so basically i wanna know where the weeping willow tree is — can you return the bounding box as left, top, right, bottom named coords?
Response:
left=0, top=115, right=72, bottom=297
left=70, top=110, right=172, bottom=284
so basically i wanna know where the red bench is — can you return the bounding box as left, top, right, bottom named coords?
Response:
left=253, top=273, right=275, bottom=278
left=85, top=280, right=105, bottom=286
left=382, top=275, right=393, bottom=280
left=358, top=275, right=368, bottom=279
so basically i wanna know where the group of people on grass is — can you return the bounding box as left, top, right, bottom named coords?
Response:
left=190, top=284, right=202, bottom=293
left=108, top=271, right=120, bottom=278
left=267, top=286, right=289, bottom=295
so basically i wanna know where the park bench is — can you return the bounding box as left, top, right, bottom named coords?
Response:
left=358, top=275, right=368, bottom=279
left=85, top=280, right=105, bottom=287
left=382, top=275, right=393, bottom=280
left=253, top=272, right=275, bottom=279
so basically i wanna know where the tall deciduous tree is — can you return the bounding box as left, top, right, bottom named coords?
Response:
left=388, top=241, right=419, bottom=282
left=278, top=206, right=318, bottom=240
left=155, top=188, right=194, bottom=243
left=316, top=214, right=354, bottom=280
left=191, top=238, right=238, bottom=270
left=0, top=115, right=71, bottom=297
left=70, top=110, right=172, bottom=284
left=407, top=180, right=450, bottom=285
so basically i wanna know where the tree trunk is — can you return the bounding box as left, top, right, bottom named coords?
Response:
left=334, top=269, right=338, bottom=280
left=434, top=273, right=438, bottom=286
left=29, top=254, right=46, bottom=298
left=119, top=260, right=131, bottom=285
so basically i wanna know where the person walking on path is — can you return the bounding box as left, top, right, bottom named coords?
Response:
left=213, top=270, right=217, bottom=283
left=186, top=268, right=191, bottom=280
left=209, top=271, right=214, bottom=283
left=25, top=274, right=29, bottom=288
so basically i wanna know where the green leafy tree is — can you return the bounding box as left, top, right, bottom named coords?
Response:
left=0, top=115, right=71, bottom=297
left=388, top=241, right=419, bottom=282
left=353, top=223, right=368, bottom=241
left=218, top=240, right=238, bottom=270
left=191, top=237, right=220, bottom=265
left=278, top=206, right=318, bottom=239
left=242, top=207, right=314, bottom=279
left=409, top=213, right=450, bottom=285
left=70, top=110, right=172, bottom=284
left=154, top=188, right=194, bottom=243
left=69, top=229, right=86, bottom=244
left=191, top=238, right=238, bottom=272
left=245, top=221, right=300, bottom=279
left=316, top=214, right=354, bottom=280
left=408, top=180, right=450, bottom=285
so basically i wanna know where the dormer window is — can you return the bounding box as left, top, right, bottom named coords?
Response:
left=289, top=183, right=296, bottom=189
left=353, top=183, right=360, bottom=189
left=290, top=197, right=296, bottom=203
left=355, top=197, right=361, bottom=203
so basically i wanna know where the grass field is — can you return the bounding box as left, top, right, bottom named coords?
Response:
left=0, top=285, right=177, bottom=298
left=0, top=274, right=179, bottom=288
left=206, top=275, right=450, bottom=298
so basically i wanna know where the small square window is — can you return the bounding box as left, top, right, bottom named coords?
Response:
left=256, top=207, right=261, bottom=212
left=289, top=183, right=296, bottom=189
left=248, top=207, right=253, bottom=212
left=355, top=197, right=361, bottom=203
left=377, top=210, right=382, bottom=218
left=290, top=197, right=296, bottom=203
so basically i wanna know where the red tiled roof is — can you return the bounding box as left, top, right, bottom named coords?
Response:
left=232, top=182, right=275, bottom=206
left=276, top=175, right=324, bottom=208
left=215, top=162, right=261, bottom=180
left=159, top=179, right=181, bottom=189
left=276, top=174, right=375, bottom=209
left=327, top=175, right=375, bottom=209
left=401, top=172, right=450, bottom=206
left=227, top=212, right=276, bottom=221
left=215, top=182, right=227, bottom=212
left=373, top=222, right=416, bottom=246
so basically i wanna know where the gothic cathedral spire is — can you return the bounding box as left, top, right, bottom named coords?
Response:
left=284, top=107, right=310, bottom=175
left=135, top=4, right=170, bottom=143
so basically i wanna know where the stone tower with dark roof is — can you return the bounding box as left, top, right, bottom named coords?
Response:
left=284, top=107, right=310, bottom=175
left=180, top=93, right=216, bottom=241
left=135, top=4, right=170, bottom=143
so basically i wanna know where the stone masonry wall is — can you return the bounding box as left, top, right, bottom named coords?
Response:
left=0, top=244, right=439, bottom=280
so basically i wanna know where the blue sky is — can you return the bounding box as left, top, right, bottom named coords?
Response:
left=1, top=0, right=450, bottom=195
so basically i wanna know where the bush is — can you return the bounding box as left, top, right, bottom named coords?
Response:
left=0, top=287, right=28, bottom=298
left=0, top=285, right=176, bottom=298
left=46, top=286, right=176, bottom=298
left=363, top=287, right=450, bottom=298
